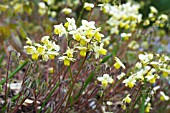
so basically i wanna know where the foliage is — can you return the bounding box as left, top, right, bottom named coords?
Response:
left=0, top=0, right=170, bottom=113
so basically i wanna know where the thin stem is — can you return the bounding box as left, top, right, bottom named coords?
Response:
left=54, top=54, right=87, bottom=112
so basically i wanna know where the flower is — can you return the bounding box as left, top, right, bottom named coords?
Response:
left=160, top=91, right=169, bottom=101
left=94, top=43, right=107, bottom=59
left=48, top=67, right=54, bottom=74
left=114, top=57, right=125, bottom=69
left=77, top=46, right=87, bottom=57
left=41, top=36, right=50, bottom=45
left=122, top=94, right=131, bottom=103
left=150, top=6, right=158, bottom=14
left=64, top=18, right=77, bottom=31
left=145, top=103, right=152, bottom=112
left=84, top=2, right=94, bottom=11
left=123, top=76, right=136, bottom=88
left=62, top=8, right=72, bottom=14
left=81, top=20, right=96, bottom=30
left=58, top=56, right=75, bottom=66
left=64, top=47, right=74, bottom=58
left=26, top=37, right=32, bottom=45
left=97, top=74, right=114, bottom=87
left=54, top=23, right=66, bottom=37
left=24, top=46, right=36, bottom=54
left=117, top=72, right=125, bottom=80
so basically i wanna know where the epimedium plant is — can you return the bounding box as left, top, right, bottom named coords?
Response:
left=0, top=0, right=170, bottom=113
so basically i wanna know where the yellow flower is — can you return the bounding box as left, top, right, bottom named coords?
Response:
left=65, top=47, right=74, bottom=58
left=41, top=36, right=50, bottom=45
left=123, top=94, right=131, bottom=103
left=34, top=43, right=46, bottom=55
left=31, top=51, right=39, bottom=60
left=24, top=46, right=36, bottom=54
left=97, top=74, right=114, bottom=87
left=77, top=46, right=87, bottom=57
left=160, top=91, right=169, bottom=101
left=145, top=103, right=152, bottom=112
left=47, top=51, right=59, bottom=59
left=94, top=31, right=104, bottom=42
left=62, top=8, right=72, bottom=15
left=48, top=67, right=54, bottom=74
left=54, top=23, right=66, bottom=37
left=26, top=37, right=32, bottom=45
left=123, top=76, right=136, bottom=88
left=58, top=56, right=75, bottom=66
left=94, top=43, right=107, bottom=59
left=84, top=2, right=94, bottom=11
left=114, top=57, right=125, bottom=69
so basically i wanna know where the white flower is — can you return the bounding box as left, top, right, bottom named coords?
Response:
left=150, top=6, right=158, bottom=14
left=160, top=91, right=169, bottom=101
left=117, top=72, right=125, bottom=80
left=122, top=94, right=131, bottom=103
left=114, top=57, right=125, bottom=69
left=62, top=8, right=72, bottom=14
left=94, top=43, right=107, bottom=59
left=97, top=74, right=114, bottom=87
left=84, top=2, right=94, bottom=11
left=65, top=18, right=77, bottom=31
left=81, top=20, right=96, bottom=30
left=123, top=76, right=136, bottom=88
left=54, top=23, right=67, bottom=37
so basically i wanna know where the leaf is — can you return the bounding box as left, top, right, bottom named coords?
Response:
left=0, top=60, right=29, bottom=85
left=38, top=82, right=60, bottom=113
left=74, top=71, right=94, bottom=101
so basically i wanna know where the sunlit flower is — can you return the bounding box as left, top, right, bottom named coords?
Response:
left=97, top=74, right=114, bottom=87
left=47, top=51, right=59, bottom=59
left=81, top=20, right=96, bottom=30
left=114, top=57, right=125, bottom=69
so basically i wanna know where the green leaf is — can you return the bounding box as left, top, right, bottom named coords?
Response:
left=0, top=60, right=29, bottom=85
left=38, top=82, right=60, bottom=113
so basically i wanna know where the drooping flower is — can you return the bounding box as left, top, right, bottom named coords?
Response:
left=160, top=91, right=169, bottom=101
left=122, top=94, right=131, bottom=103
left=114, top=57, right=125, bottom=69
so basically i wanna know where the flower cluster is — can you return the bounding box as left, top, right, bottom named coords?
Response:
left=143, top=6, right=169, bottom=28
left=24, top=36, right=60, bottom=61
left=54, top=18, right=107, bottom=66
left=101, top=2, right=142, bottom=40
left=122, top=53, right=170, bottom=88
